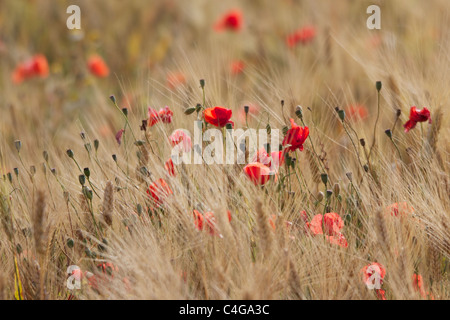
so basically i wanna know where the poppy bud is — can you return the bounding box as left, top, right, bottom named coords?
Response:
left=200, top=79, right=205, bottom=88
left=122, top=108, right=128, bottom=117
left=109, top=95, right=116, bottom=104
left=266, top=124, right=271, bottom=135
left=66, top=149, right=74, bottom=158
left=51, top=168, right=56, bottom=175
left=396, top=109, right=401, bottom=117
left=112, top=154, right=117, bottom=163
left=295, top=105, right=303, bottom=119
left=282, top=126, right=289, bottom=136
left=7, top=172, right=12, bottom=183
left=13, top=168, right=19, bottom=177
left=244, top=105, right=250, bottom=114
left=317, top=191, right=324, bottom=202
left=321, top=173, right=328, bottom=185
left=385, top=129, right=392, bottom=139
left=79, top=174, right=86, bottom=186
left=43, top=150, right=49, bottom=162
left=184, top=107, right=196, bottom=115
left=83, top=168, right=90, bottom=178
left=225, top=123, right=233, bottom=130
left=333, top=183, right=340, bottom=196
left=14, top=140, right=22, bottom=153
left=281, top=100, right=284, bottom=107
left=326, top=189, right=333, bottom=198
left=376, top=81, right=382, bottom=92
left=334, top=107, right=340, bottom=112
left=80, top=132, right=86, bottom=140
left=360, top=138, right=366, bottom=147
left=94, top=139, right=100, bottom=151
left=338, top=110, right=346, bottom=122
left=137, top=203, right=143, bottom=216
left=67, top=238, right=74, bottom=248
left=346, top=172, right=353, bottom=182
left=363, top=164, right=369, bottom=172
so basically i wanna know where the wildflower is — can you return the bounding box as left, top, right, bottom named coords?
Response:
left=214, top=9, right=243, bottom=32
left=12, top=54, right=49, bottom=84
left=147, top=106, right=174, bottom=127
left=243, top=162, right=272, bottom=186
left=385, top=202, right=414, bottom=217
left=413, top=274, right=434, bottom=300
left=231, top=60, right=245, bottom=75
left=307, top=212, right=347, bottom=247
left=204, top=106, right=234, bottom=128
left=115, top=129, right=125, bottom=145
left=403, top=106, right=431, bottom=132
left=165, top=158, right=176, bottom=177
left=167, top=72, right=186, bottom=89
left=87, top=55, right=109, bottom=77
left=148, top=107, right=160, bottom=127
left=282, top=119, right=309, bottom=153
left=169, top=129, right=192, bottom=152
left=147, top=178, right=173, bottom=206
left=251, top=148, right=285, bottom=173
left=158, top=106, right=173, bottom=124
left=361, top=262, right=386, bottom=298
left=346, top=104, right=369, bottom=121
left=286, top=25, right=316, bottom=48
left=193, top=210, right=231, bottom=236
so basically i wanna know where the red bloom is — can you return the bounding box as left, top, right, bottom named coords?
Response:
left=147, top=178, right=173, bottom=206
left=87, top=55, right=109, bottom=77
left=251, top=148, right=285, bottom=171
left=346, top=104, right=368, bottom=121
left=167, top=72, right=186, bottom=89
left=231, top=60, right=245, bottom=75
left=385, top=202, right=414, bottom=217
left=413, top=274, right=434, bottom=299
left=169, top=129, right=192, bottom=152
left=158, top=106, right=173, bottom=124
left=165, top=158, right=176, bottom=177
left=12, top=54, right=49, bottom=84
left=361, top=262, right=386, bottom=290
left=282, top=119, right=309, bottom=152
left=115, top=129, right=125, bottom=145
left=307, top=212, right=344, bottom=236
left=193, top=210, right=232, bottom=236
left=286, top=25, right=316, bottom=48
left=204, top=106, right=234, bottom=128
left=403, top=106, right=431, bottom=132
left=243, top=162, right=272, bottom=185
left=326, top=233, right=348, bottom=248
left=148, top=107, right=160, bottom=127
left=214, top=9, right=243, bottom=32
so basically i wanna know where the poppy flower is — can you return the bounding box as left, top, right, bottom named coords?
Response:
left=204, top=106, right=234, bottom=128
left=158, top=106, right=173, bottom=124
left=165, top=158, right=176, bottom=177
left=385, top=202, right=414, bottom=217
left=361, top=262, right=386, bottom=289
left=115, top=129, right=125, bottom=145
left=148, top=107, right=160, bottom=127
left=193, top=210, right=231, bottom=236
left=282, top=119, right=309, bottom=153
left=403, top=106, right=431, bottom=132
left=169, top=129, right=192, bottom=152
left=87, top=55, right=109, bottom=77
left=413, top=274, right=434, bottom=299
left=286, top=25, right=316, bottom=48
left=12, top=54, right=49, bottom=84
left=346, top=104, right=369, bottom=121
left=214, top=9, right=243, bottom=32
left=251, top=148, right=285, bottom=171
left=243, top=162, right=272, bottom=185
left=167, top=72, right=186, bottom=89
left=147, top=178, right=173, bottom=206
left=326, top=233, right=348, bottom=248
left=307, top=212, right=347, bottom=247
left=231, top=60, right=245, bottom=75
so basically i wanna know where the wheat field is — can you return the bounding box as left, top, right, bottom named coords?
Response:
left=0, top=0, right=449, bottom=300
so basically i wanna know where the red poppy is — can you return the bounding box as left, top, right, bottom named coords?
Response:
left=214, top=9, right=243, bottom=32
left=148, top=107, right=160, bottom=127
left=282, top=119, right=309, bottom=152
left=413, top=274, right=434, bottom=299
left=251, top=148, right=285, bottom=171
left=231, top=60, right=245, bottom=75
left=115, top=129, right=125, bottom=145
left=204, top=106, right=234, bottom=128
left=361, top=262, right=386, bottom=290
left=307, top=212, right=344, bottom=236
left=403, top=106, right=431, bottom=132
left=193, top=210, right=231, bottom=236
left=12, top=54, right=49, bottom=84
left=286, top=25, right=316, bottom=48
left=346, top=104, right=368, bottom=121
left=147, top=178, right=173, bottom=206
left=169, top=129, right=192, bottom=152
left=158, top=106, right=173, bottom=124
left=87, top=55, right=109, bottom=77
left=243, top=162, right=272, bottom=185
left=165, top=158, right=176, bottom=177
left=326, top=233, right=348, bottom=248
left=167, top=72, right=186, bottom=89
left=385, top=202, right=414, bottom=217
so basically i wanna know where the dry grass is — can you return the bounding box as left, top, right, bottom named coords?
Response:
left=0, top=0, right=449, bottom=300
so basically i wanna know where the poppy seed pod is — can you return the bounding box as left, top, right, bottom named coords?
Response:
left=385, top=129, right=392, bottom=139
left=295, top=105, right=303, bottom=119
left=13, top=168, right=19, bottom=177
left=122, top=108, right=128, bottom=117
left=244, top=105, right=250, bottom=114
left=333, top=183, right=340, bottom=196
left=225, top=123, right=233, bottom=130
left=200, top=79, right=205, bottom=88
left=317, top=191, right=324, bottom=202
left=321, top=173, right=328, bottom=185
left=14, top=140, right=22, bottom=152
left=66, top=149, right=74, bottom=158
left=338, top=109, right=346, bottom=122
left=79, top=174, right=86, bottom=186
left=346, top=172, right=353, bottom=182
left=112, top=154, right=117, bottom=162
left=94, top=139, right=99, bottom=151
left=360, top=138, right=366, bottom=147
left=326, top=190, right=333, bottom=198
left=184, top=107, right=196, bottom=115
left=51, top=168, right=56, bottom=175
left=109, top=95, right=116, bottom=104
left=376, top=81, right=382, bottom=92
left=83, top=168, right=90, bottom=178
